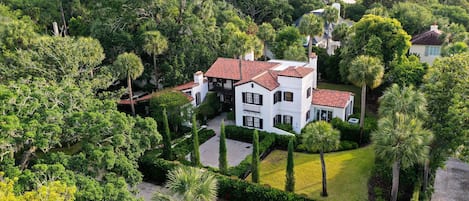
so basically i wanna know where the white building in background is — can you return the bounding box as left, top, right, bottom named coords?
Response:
left=175, top=53, right=354, bottom=135
left=409, top=24, right=444, bottom=65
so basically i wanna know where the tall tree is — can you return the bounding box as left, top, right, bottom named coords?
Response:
left=372, top=114, right=433, bottom=201
left=226, top=30, right=254, bottom=80
left=302, top=121, right=340, bottom=197
left=113, top=52, right=144, bottom=116
left=165, top=167, right=217, bottom=201
left=298, top=14, right=324, bottom=58
left=162, top=107, right=173, bottom=160
left=347, top=55, right=384, bottom=143
left=285, top=138, right=295, bottom=192
left=191, top=115, right=201, bottom=167
left=378, top=84, right=428, bottom=120
left=219, top=120, right=228, bottom=174
left=251, top=130, right=260, bottom=183
left=257, top=22, right=276, bottom=60
left=143, top=31, right=168, bottom=87
left=323, top=6, right=339, bottom=53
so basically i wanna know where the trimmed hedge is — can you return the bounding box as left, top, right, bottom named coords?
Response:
left=225, top=125, right=296, bottom=150
left=330, top=117, right=377, bottom=145
left=172, top=128, right=216, bottom=161
left=139, top=158, right=314, bottom=201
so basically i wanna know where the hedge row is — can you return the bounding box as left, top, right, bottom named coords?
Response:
left=330, top=117, right=377, bottom=145
left=225, top=125, right=295, bottom=150
left=172, top=128, right=216, bottom=160
left=139, top=158, right=314, bottom=201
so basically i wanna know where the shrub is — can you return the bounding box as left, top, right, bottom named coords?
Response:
left=172, top=129, right=216, bottom=161
left=196, top=92, right=221, bottom=121
left=338, top=140, right=359, bottom=151
left=330, top=117, right=377, bottom=145
left=274, top=123, right=295, bottom=134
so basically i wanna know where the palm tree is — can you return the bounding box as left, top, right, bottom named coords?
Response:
left=143, top=31, right=168, bottom=87
left=378, top=84, right=428, bottom=120
left=227, top=31, right=254, bottom=80
left=257, top=23, right=275, bottom=60
left=372, top=114, right=433, bottom=201
left=348, top=55, right=384, bottom=143
left=302, top=121, right=340, bottom=197
left=113, top=52, right=144, bottom=116
left=165, top=166, right=218, bottom=201
left=298, top=14, right=324, bottom=58
left=323, top=6, right=339, bottom=54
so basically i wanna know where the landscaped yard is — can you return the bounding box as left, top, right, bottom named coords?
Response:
left=257, top=146, right=374, bottom=201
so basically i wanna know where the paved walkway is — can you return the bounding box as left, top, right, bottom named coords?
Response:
left=431, top=158, right=469, bottom=201
left=199, top=113, right=253, bottom=168
left=136, top=182, right=168, bottom=201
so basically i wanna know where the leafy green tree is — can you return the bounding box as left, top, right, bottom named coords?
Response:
left=302, top=121, right=340, bottom=197
left=285, top=138, right=295, bottom=192
left=113, top=52, right=144, bottom=116
left=191, top=115, right=201, bottom=167
left=219, top=120, right=228, bottom=174
left=387, top=55, right=427, bottom=86
left=372, top=114, right=433, bottom=201
left=150, top=90, right=191, bottom=132
left=143, top=31, right=168, bottom=86
left=165, top=166, right=217, bottom=201
left=331, top=23, right=349, bottom=42
left=257, top=22, right=276, bottom=60
left=251, top=130, right=260, bottom=183
left=422, top=53, right=469, bottom=191
left=340, top=14, right=411, bottom=81
left=323, top=6, right=339, bottom=51
left=299, top=14, right=324, bottom=58
left=442, top=41, right=469, bottom=56
left=347, top=55, right=384, bottom=142
left=390, top=3, right=433, bottom=35
left=162, top=107, right=173, bottom=160
left=283, top=45, right=307, bottom=61
left=289, top=0, right=325, bottom=22
left=272, top=26, right=303, bottom=59
left=225, top=30, right=255, bottom=80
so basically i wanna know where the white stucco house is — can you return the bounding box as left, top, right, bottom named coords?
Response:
left=175, top=53, right=354, bottom=135
left=409, top=24, right=443, bottom=65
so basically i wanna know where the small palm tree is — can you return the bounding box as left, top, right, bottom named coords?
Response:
left=372, top=114, right=433, bottom=201
left=165, top=166, right=218, bottom=201
left=143, top=31, right=168, bottom=87
left=227, top=31, right=254, bottom=80
left=348, top=55, right=384, bottom=143
left=323, top=6, right=339, bottom=53
left=302, top=121, right=340, bottom=197
left=378, top=84, right=428, bottom=120
left=113, top=52, right=144, bottom=116
left=299, top=14, right=324, bottom=58
left=257, top=23, right=276, bottom=60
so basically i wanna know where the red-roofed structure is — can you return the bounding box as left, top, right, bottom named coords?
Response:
left=409, top=24, right=444, bottom=65
left=278, top=66, right=314, bottom=78
left=312, top=89, right=353, bottom=108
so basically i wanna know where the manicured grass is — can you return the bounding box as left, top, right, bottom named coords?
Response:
left=317, top=82, right=361, bottom=109
left=257, top=146, right=374, bottom=201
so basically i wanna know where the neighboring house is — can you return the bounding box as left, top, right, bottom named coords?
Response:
left=174, top=71, right=208, bottom=107
left=175, top=53, right=354, bottom=135
left=409, top=24, right=443, bottom=65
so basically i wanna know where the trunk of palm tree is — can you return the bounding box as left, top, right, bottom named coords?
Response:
left=20, top=146, right=37, bottom=170
left=359, top=85, right=366, bottom=144
left=308, top=36, right=313, bottom=58
left=423, top=159, right=430, bottom=193
left=263, top=41, right=267, bottom=60
left=153, top=53, right=158, bottom=87
left=238, top=56, right=243, bottom=80
left=128, top=76, right=136, bottom=116
left=320, top=150, right=328, bottom=197
left=391, top=160, right=401, bottom=201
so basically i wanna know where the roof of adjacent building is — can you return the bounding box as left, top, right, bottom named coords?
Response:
left=411, top=29, right=443, bottom=46
left=277, top=66, right=314, bottom=78
left=174, top=81, right=199, bottom=91
left=118, top=90, right=193, bottom=105
left=205, top=58, right=279, bottom=81
left=312, top=89, right=353, bottom=108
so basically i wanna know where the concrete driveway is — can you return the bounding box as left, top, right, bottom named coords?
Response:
left=431, top=158, right=469, bottom=201
left=198, top=113, right=253, bottom=168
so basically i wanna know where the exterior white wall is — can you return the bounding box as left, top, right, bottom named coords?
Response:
left=310, top=95, right=354, bottom=121
left=409, top=44, right=440, bottom=65
left=187, top=82, right=208, bottom=107
left=235, top=82, right=274, bottom=132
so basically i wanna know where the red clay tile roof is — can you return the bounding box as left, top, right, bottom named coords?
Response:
left=278, top=66, right=314, bottom=78
left=411, top=30, right=443, bottom=46
left=174, top=81, right=199, bottom=91
left=118, top=90, right=193, bottom=105
left=251, top=70, right=280, bottom=91
left=205, top=58, right=279, bottom=81
left=312, top=89, right=353, bottom=108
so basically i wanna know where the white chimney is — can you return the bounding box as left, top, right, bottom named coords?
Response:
left=194, top=71, right=204, bottom=84
left=243, top=50, right=255, bottom=61
left=430, top=24, right=438, bottom=31
left=308, top=52, right=318, bottom=68
left=332, top=3, right=341, bottom=19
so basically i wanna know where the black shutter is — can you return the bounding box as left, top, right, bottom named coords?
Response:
left=259, top=95, right=263, bottom=105
left=242, top=92, right=246, bottom=103
left=260, top=119, right=263, bottom=129
left=243, top=116, right=246, bottom=126
left=273, top=118, right=275, bottom=126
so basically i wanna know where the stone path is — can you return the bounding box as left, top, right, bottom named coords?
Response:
left=431, top=158, right=469, bottom=201
left=136, top=182, right=168, bottom=201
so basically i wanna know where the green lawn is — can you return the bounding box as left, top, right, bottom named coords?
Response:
left=257, top=146, right=374, bottom=201
left=317, top=82, right=362, bottom=109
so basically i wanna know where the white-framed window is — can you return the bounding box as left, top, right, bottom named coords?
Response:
left=274, top=91, right=282, bottom=104
left=273, top=114, right=282, bottom=126
left=242, top=92, right=263, bottom=105
left=283, top=115, right=293, bottom=125
left=243, top=116, right=263, bottom=129
left=425, top=46, right=441, bottom=56
left=284, top=92, right=293, bottom=102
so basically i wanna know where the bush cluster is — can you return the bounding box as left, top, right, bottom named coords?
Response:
left=274, top=123, right=295, bottom=134
left=330, top=117, right=377, bottom=145
left=139, top=158, right=314, bottom=201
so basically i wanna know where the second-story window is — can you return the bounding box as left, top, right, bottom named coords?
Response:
left=284, top=92, right=293, bottom=102
left=242, top=92, right=263, bottom=105
left=306, top=87, right=311, bottom=98
left=274, top=91, right=282, bottom=104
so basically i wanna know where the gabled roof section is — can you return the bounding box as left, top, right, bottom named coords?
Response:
left=411, top=30, right=443, bottom=46
left=205, top=58, right=279, bottom=81
left=252, top=70, right=280, bottom=91
left=312, top=89, right=353, bottom=108
left=174, top=81, right=198, bottom=91
left=278, top=66, right=314, bottom=78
